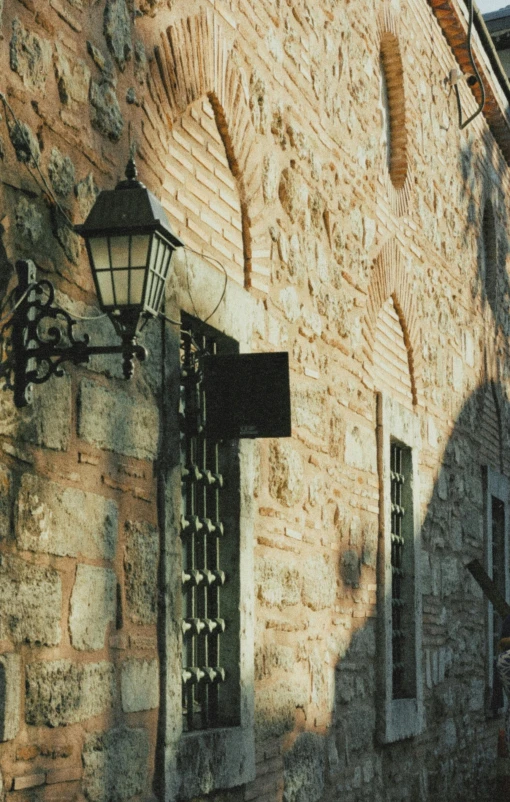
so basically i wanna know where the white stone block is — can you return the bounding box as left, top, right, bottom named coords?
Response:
left=121, top=659, right=159, bottom=713
left=70, top=565, right=117, bottom=651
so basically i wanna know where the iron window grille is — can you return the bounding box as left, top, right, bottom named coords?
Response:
left=390, top=441, right=415, bottom=700
left=179, top=314, right=241, bottom=732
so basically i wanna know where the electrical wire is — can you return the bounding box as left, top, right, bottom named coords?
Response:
left=454, top=0, right=486, bottom=130
left=0, top=92, right=75, bottom=226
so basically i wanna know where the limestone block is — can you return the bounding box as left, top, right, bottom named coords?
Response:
left=104, top=0, right=132, bottom=71
left=342, top=550, right=360, bottom=586
left=344, top=424, right=376, bottom=472
left=16, top=473, right=117, bottom=560
left=25, top=660, right=115, bottom=726
left=268, top=441, right=304, bottom=507
left=48, top=148, right=76, bottom=198
left=75, top=173, right=100, bottom=219
left=293, top=387, right=326, bottom=437
left=0, top=374, right=72, bottom=452
left=255, top=556, right=301, bottom=609
left=10, top=18, right=51, bottom=91
left=0, top=465, right=11, bottom=540
left=302, top=555, right=336, bottom=611
left=283, top=732, right=326, bottom=802
left=0, top=653, right=21, bottom=741
left=121, top=659, right=158, bottom=712
left=0, top=555, right=61, bottom=646
left=124, top=521, right=158, bottom=625
left=54, top=43, right=91, bottom=105
left=254, top=643, right=295, bottom=681
left=90, top=79, right=124, bottom=142
left=78, top=380, right=158, bottom=461
left=82, top=726, right=149, bottom=802
left=14, top=197, right=44, bottom=245
left=255, top=680, right=307, bottom=740
left=69, top=565, right=117, bottom=651
left=279, top=168, right=309, bottom=224
left=278, top=286, right=300, bottom=323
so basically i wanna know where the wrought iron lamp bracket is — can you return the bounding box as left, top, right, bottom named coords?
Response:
left=1, top=260, right=146, bottom=408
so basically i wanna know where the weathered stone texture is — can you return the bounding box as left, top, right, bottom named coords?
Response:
left=16, top=473, right=117, bottom=560
left=10, top=18, right=51, bottom=90
left=256, top=557, right=301, bottom=609
left=53, top=43, right=91, bottom=105
left=0, top=374, right=72, bottom=451
left=255, top=680, right=307, bottom=740
left=103, top=0, right=132, bottom=71
left=0, top=555, right=61, bottom=645
left=124, top=520, right=158, bottom=624
left=302, top=555, right=337, bottom=610
left=90, top=79, right=124, bottom=141
left=121, top=658, right=159, bottom=712
left=78, top=380, right=159, bottom=460
left=82, top=727, right=149, bottom=802
left=69, top=565, right=117, bottom=650
left=75, top=173, right=100, bottom=218
left=25, top=660, right=115, bottom=726
left=268, top=442, right=304, bottom=506
left=48, top=148, right=76, bottom=198
left=0, top=466, right=11, bottom=540
left=0, top=653, right=21, bottom=741
left=283, top=732, right=326, bottom=802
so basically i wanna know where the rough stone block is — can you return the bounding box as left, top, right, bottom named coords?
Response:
left=104, top=0, right=132, bottom=70
left=25, top=660, right=115, bottom=726
left=0, top=374, right=72, bottom=451
left=82, top=726, right=149, bottom=802
left=90, top=79, right=124, bottom=142
left=302, top=554, right=336, bottom=610
left=54, top=42, right=90, bottom=105
left=255, top=556, right=301, bottom=609
left=0, top=653, right=21, bottom=741
left=16, top=473, right=117, bottom=560
left=283, top=732, right=325, bottom=802
left=124, top=520, right=158, bottom=625
left=0, top=555, right=61, bottom=646
left=268, top=442, right=304, bottom=507
left=344, top=424, right=376, bottom=472
left=10, top=18, right=51, bottom=90
left=69, top=565, right=117, bottom=651
left=121, top=658, right=158, bottom=712
left=255, top=680, right=307, bottom=740
left=78, top=380, right=159, bottom=461
left=48, top=148, right=76, bottom=197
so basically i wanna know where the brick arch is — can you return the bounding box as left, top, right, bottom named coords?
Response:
left=147, top=8, right=269, bottom=290
left=362, top=239, right=422, bottom=406
left=376, top=4, right=412, bottom=216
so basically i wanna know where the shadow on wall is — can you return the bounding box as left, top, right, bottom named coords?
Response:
left=274, top=133, right=510, bottom=802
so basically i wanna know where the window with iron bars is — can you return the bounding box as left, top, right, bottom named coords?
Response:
left=179, top=314, right=241, bottom=732
left=390, top=441, right=415, bottom=700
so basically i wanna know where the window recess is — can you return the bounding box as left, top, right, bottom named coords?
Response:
left=179, top=316, right=240, bottom=732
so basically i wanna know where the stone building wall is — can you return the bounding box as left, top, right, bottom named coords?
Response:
left=0, top=0, right=509, bottom=801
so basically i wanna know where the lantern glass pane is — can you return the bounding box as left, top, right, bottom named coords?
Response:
left=96, top=271, right=115, bottom=307
left=131, top=235, right=150, bottom=267
left=130, top=269, right=145, bottom=305
left=89, top=237, right=110, bottom=270
left=153, top=248, right=172, bottom=311
left=112, top=270, right=129, bottom=306
left=110, top=236, right=130, bottom=269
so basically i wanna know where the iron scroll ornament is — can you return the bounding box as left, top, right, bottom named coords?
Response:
left=0, top=260, right=147, bottom=408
